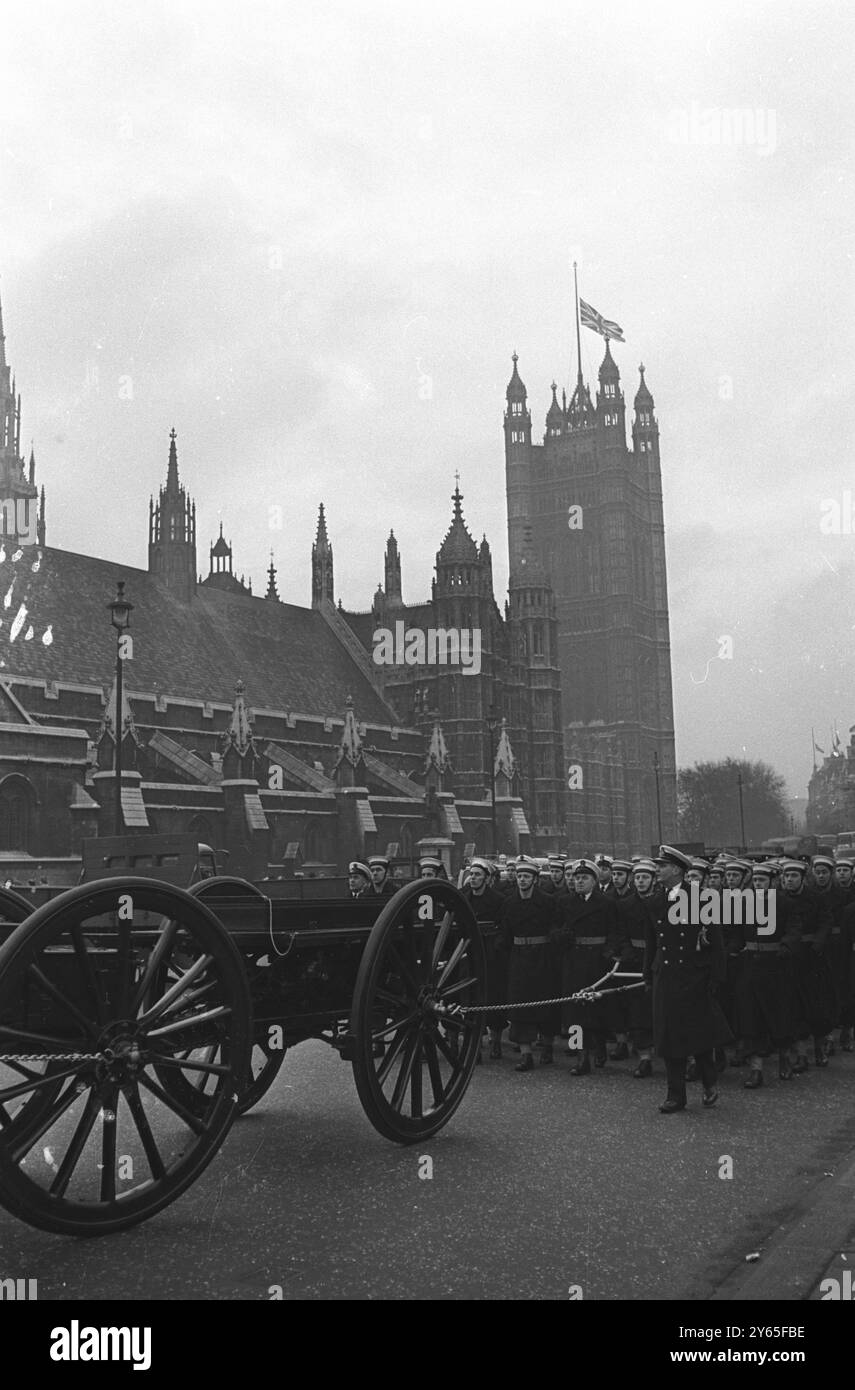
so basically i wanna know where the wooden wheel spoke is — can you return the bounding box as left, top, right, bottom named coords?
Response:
left=374, top=986, right=409, bottom=1009
left=430, top=912, right=453, bottom=972
left=389, top=1032, right=420, bottom=1113
left=409, top=1037, right=423, bottom=1118
left=151, top=1050, right=229, bottom=1080
left=136, top=1072, right=209, bottom=1134
left=435, top=936, right=468, bottom=991
left=145, top=1005, right=231, bottom=1040
left=372, top=1012, right=418, bottom=1042
left=131, top=917, right=179, bottom=1015
left=100, top=1094, right=118, bottom=1203
left=136, top=953, right=215, bottom=1028
left=9, top=1081, right=81, bottom=1164
left=375, top=1023, right=413, bottom=1086
left=0, top=1058, right=42, bottom=1081
left=429, top=1024, right=461, bottom=1071
left=49, top=1092, right=102, bottom=1198
left=0, top=1062, right=89, bottom=1107
left=71, top=925, right=106, bottom=1027
left=437, top=974, right=478, bottom=1000
left=115, top=918, right=132, bottom=1021
left=0, top=1025, right=86, bottom=1049
left=26, top=962, right=100, bottom=1039
left=422, top=1034, right=446, bottom=1107
left=158, top=980, right=219, bottom=1017
left=386, top=943, right=422, bottom=999
left=122, top=1081, right=166, bottom=1180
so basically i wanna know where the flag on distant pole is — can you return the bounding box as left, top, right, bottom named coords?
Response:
left=579, top=298, right=625, bottom=343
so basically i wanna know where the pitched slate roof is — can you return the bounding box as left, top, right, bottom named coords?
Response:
left=0, top=547, right=394, bottom=725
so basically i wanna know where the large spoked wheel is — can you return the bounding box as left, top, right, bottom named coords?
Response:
left=186, top=878, right=287, bottom=1114
left=0, top=878, right=251, bottom=1237
left=350, top=880, right=485, bottom=1144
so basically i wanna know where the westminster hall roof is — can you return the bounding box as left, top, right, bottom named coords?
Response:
left=0, top=546, right=395, bottom=725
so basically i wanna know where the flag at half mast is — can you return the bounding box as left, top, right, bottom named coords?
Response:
left=579, top=298, right=625, bottom=343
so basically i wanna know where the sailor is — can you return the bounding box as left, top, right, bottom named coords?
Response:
left=686, top=858, right=710, bottom=886
left=717, top=857, right=751, bottom=1069
left=419, top=856, right=442, bottom=879
left=834, top=856, right=855, bottom=906
left=497, top=855, right=558, bottom=1072
left=597, top=855, right=616, bottom=900
left=779, top=858, right=834, bottom=1071
left=563, top=859, right=579, bottom=896
left=839, top=884, right=855, bottom=1052
left=735, top=861, right=799, bottom=1088
left=462, top=858, right=508, bottom=1060
left=367, top=855, right=397, bottom=899
left=707, top=863, right=723, bottom=892
left=607, top=860, right=637, bottom=1060
left=643, top=846, right=732, bottom=1113
left=553, top=858, right=620, bottom=1075
left=545, top=856, right=566, bottom=895
left=623, top=859, right=660, bottom=1077
left=499, top=859, right=518, bottom=896
left=808, top=854, right=847, bottom=1055
left=347, top=861, right=372, bottom=899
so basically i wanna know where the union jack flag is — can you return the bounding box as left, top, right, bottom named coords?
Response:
left=579, top=298, right=625, bottom=342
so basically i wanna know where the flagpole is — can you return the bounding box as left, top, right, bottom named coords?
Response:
left=812, top=726, right=817, bottom=773
left=573, top=260, right=583, bottom=389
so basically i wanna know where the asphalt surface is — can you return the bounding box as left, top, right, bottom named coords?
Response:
left=2, top=1041, right=855, bottom=1301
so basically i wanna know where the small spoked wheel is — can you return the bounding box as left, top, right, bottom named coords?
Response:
left=0, top=878, right=251, bottom=1236
left=350, top=880, right=485, bottom=1143
left=186, top=878, right=286, bottom=1114
left=154, top=1031, right=286, bottom=1117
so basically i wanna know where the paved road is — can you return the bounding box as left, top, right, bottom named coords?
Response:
left=3, top=1042, right=855, bottom=1301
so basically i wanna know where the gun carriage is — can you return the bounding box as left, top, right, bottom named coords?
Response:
left=0, top=836, right=488, bottom=1237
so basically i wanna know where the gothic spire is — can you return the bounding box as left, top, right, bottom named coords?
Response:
left=494, top=718, right=516, bottom=781
left=266, top=550, right=280, bottom=601
left=166, top=427, right=179, bottom=492
left=311, top=502, right=334, bottom=606
left=223, top=679, right=253, bottom=758
left=336, top=694, right=363, bottom=766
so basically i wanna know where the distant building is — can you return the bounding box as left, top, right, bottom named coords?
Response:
left=503, top=343, right=677, bottom=849
left=0, top=283, right=678, bottom=875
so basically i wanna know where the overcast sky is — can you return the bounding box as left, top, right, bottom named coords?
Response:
left=1, top=0, right=852, bottom=799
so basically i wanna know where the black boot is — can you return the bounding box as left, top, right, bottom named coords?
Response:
left=570, top=1052, right=591, bottom=1076
left=814, top=1041, right=828, bottom=1068
left=593, top=1043, right=607, bottom=1068
left=540, top=1044, right=554, bottom=1066
left=489, top=1037, right=502, bottom=1061
left=743, top=1069, right=763, bottom=1089
left=778, top=1052, right=794, bottom=1080
left=633, top=1058, right=653, bottom=1078
left=659, top=1094, right=686, bottom=1113
left=702, top=1087, right=719, bottom=1106
left=609, top=1041, right=629, bottom=1060
left=515, top=1053, right=534, bottom=1073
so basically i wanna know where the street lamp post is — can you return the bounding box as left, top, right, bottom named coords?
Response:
left=108, top=580, right=133, bottom=836
left=737, top=769, right=746, bottom=851
left=653, top=749, right=663, bottom=845
left=485, top=705, right=500, bottom=854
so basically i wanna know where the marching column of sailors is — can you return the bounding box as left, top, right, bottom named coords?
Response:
left=347, top=845, right=855, bottom=1113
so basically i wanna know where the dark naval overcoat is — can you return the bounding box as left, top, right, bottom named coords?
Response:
left=643, top=886, right=733, bottom=1057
